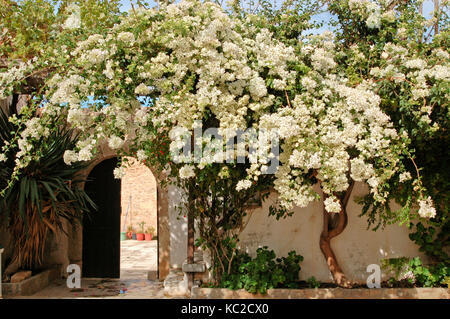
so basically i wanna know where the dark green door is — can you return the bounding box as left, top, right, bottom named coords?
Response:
left=82, top=158, right=121, bottom=278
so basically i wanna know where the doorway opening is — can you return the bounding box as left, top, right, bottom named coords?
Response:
left=82, top=157, right=121, bottom=278
left=120, top=158, right=159, bottom=280
left=82, top=157, right=159, bottom=280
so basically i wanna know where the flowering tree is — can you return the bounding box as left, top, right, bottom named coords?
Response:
left=0, top=0, right=122, bottom=276
left=325, top=0, right=449, bottom=268
left=0, top=0, right=448, bottom=286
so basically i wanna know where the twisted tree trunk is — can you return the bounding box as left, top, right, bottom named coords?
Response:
left=319, top=181, right=355, bottom=288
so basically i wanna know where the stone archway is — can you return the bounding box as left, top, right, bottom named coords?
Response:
left=68, top=140, right=170, bottom=280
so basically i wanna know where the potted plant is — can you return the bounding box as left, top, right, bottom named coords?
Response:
left=145, top=226, right=155, bottom=241
left=136, top=221, right=146, bottom=241
left=126, top=225, right=135, bottom=240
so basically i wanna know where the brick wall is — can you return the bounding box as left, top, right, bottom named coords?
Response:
left=120, top=158, right=157, bottom=235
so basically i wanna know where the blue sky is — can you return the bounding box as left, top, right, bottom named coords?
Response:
left=118, top=0, right=440, bottom=35
left=119, top=0, right=156, bottom=12
left=78, top=0, right=440, bottom=108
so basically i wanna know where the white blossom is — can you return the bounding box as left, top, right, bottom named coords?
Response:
left=399, top=171, right=412, bottom=183
left=236, top=179, right=252, bottom=191
left=366, top=12, right=381, bottom=29
left=324, top=196, right=341, bottom=214
left=135, top=83, right=151, bottom=95
left=63, top=5, right=81, bottom=30
left=418, top=197, right=436, bottom=219
left=113, top=167, right=126, bottom=179
left=63, top=150, right=78, bottom=165
left=108, top=136, right=124, bottom=150
left=179, top=165, right=195, bottom=179
left=0, top=153, right=7, bottom=162
left=137, top=150, right=147, bottom=161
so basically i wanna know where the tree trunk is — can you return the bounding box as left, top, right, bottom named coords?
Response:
left=434, top=0, right=440, bottom=35
left=319, top=181, right=354, bottom=288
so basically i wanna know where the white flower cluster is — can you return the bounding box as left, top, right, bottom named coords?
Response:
left=135, top=83, right=151, bottom=95
left=136, top=150, right=147, bottom=162
left=0, top=58, right=37, bottom=99
left=44, top=0, right=296, bottom=175
left=324, top=196, right=342, bottom=214
left=346, top=0, right=396, bottom=29
left=15, top=117, right=50, bottom=168
left=179, top=165, right=195, bottom=179
left=370, top=42, right=450, bottom=129
left=63, top=4, right=81, bottom=30
left=417, top=196, right=436, bottom=219
left=113, top=166, right=126, bottom=179
left=236, top=179, right=252, bottom=191
left=253, top=34, right=404, bottom=212
left=11, top=0, right=439, bottom=220
left=399, top=171, right=412, bottom=183
left=108, top=135, right=124, bottom=150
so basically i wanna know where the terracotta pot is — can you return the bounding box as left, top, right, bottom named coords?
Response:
left=145, top=233, right=152, bottom=241
left=136, top=233, right=145, bottom=241
left=126, top=231, right=133, bottom=239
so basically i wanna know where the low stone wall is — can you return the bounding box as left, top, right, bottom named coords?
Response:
left=2, top=267, right=60, bottom=297
left=191, top=287, right=450, bottom=299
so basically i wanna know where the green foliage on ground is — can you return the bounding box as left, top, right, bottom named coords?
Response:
left=382, top=256, right=449, bottom=288
left=219, top=246, right=304, bottom=294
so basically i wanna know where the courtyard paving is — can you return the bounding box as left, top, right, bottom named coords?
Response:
left=10, top=240, right=183, bottom=299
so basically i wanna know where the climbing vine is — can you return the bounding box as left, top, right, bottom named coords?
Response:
left=0, top=0, right=448, bottom=287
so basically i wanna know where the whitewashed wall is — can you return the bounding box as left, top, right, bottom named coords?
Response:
left=168, top=185, right=188, bottom=268
left=238, top=182, right=427, bottom=283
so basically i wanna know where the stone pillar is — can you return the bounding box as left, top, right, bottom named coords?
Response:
left=157, top=183, right=170, bottom=280
left=168, top=185, right=187, bottom=269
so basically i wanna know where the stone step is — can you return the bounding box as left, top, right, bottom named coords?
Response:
left=163, top=270, right=188, bottom=297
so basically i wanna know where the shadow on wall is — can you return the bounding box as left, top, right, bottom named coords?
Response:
left=0, top=215, right=73, bottom=279
left=237, top=182, right=428, bottom=284
left=168, top=185, right=188, bottom=269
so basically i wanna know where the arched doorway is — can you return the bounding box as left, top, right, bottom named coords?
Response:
left=72, top=142, right=171, bottom=281
left=82, top=157, right=121, bottom=278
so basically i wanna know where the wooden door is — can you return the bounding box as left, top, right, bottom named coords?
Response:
left=82, top=158, right=121, bottom=278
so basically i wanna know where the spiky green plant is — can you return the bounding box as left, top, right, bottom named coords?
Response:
left=0, top=107, right=95, bottom=269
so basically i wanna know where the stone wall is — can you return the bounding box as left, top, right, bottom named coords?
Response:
left=174, top=182, right=428, bottom=284
left=0, top=219, right=12, bottom=274
left=236, top=182, right=427, bottom=284
left=168, top=185, right=188, bottom=269
left=120, top=158, right=158, bottom=235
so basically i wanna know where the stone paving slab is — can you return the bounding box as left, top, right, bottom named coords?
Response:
left=10, top=277, right=185, bottom=299
left=7, top=240, right=178, bottom=299
left=121, top=240, right=157, bottom=273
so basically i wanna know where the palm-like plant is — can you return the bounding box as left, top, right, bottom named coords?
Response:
left=0, top=107, right=95, bottom=271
